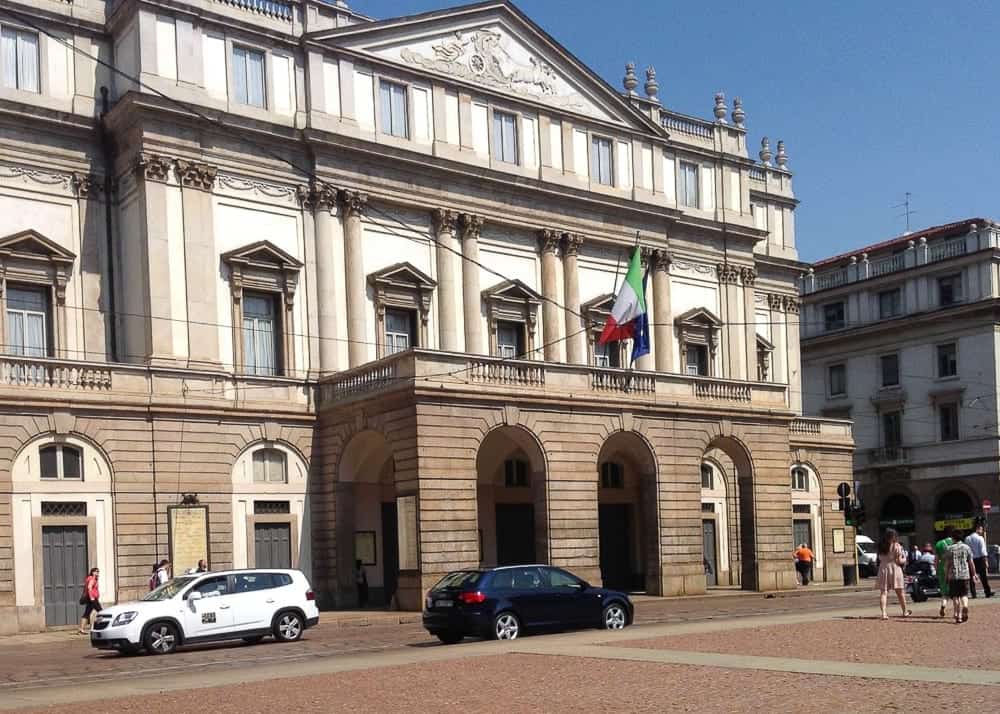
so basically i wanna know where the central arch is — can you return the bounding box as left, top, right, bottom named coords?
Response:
left=476, top=425, right=547, bottom=567
left=704, top=435, right=759, bottom=590
left=597, top=431, right=659, bottom=593
left=337, top=430, right=398, bottom=606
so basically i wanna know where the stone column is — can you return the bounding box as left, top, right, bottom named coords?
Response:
left=561, top=233, right=586, bottom=365
left=741, top=267, right=758, bottom=381
left=340, top=190, right=368, bottom=368
left=432, top=208, right=463, bottom=352
left=460, top=213, right=484, bottom=354
left=538, top=229, right=563, bottom=362
left=72, top=173, right=108, bottom=361
left=784, top=296, right=803, bottom=412
left=717, top=263, right=744, bottom=379
left=312, top=185, right=349, bottom=373
left=176, top=159, right=220, bottom=367
left=132, top=153, right=174, bottom=366
left=652, top=249, right=673, bottom=372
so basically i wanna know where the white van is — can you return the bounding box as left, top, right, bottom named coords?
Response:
left=856, top=535, right=877, bottom=577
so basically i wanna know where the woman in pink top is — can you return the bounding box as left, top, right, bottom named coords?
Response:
left=79, top=567, right=101, bottom=634
left=877, top=529, right=911, bottom=620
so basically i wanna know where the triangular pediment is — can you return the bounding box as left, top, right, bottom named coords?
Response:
left=0, top=229, right=75, bottom=262
left=676, top=307, right=722, bottom=327
left=582, top=292, right=615, bottom=315
left=483, top=278, right=541, bottom=304
left=311, top=1, right=660, bottom=131
left=367, top=261, right=437, bottom=289
left=756, top=334, right=774, bottom=352
left=221, top=241, right=303, bottom=270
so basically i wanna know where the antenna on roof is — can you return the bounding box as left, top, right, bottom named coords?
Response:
left=892, top=192, right=917, bottom=234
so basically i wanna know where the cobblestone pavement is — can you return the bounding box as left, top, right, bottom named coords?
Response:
left=0, top=588, right=874, bottom=691
left=12, top=653, right=998, bottom=714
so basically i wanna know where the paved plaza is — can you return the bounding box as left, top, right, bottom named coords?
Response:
left=4, top=589, right=999, bottom=712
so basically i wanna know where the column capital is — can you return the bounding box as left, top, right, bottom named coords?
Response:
left=135, top=152, right=171, bottom=183
left=71, top=172, right=103, bottom=199
left=767, top=293, right=785, bottom=312
left=432, top=207, right=460, bottom=234
left=717, top=262, right=740, bottom=285
left=783, top=296, right=801, bottom=314
left=300, top=182, right=339, bottom=213
left=339, top=189, right=368, bottom=218
left=538, top=229, right=561, bottom=255
left=652, top=248, right=672, bottom=272
left=740, top=266, right=758, bottom=287
left=459, top=213, right=484, bottom=239
left=561, top=232, right=583, bottom=256
left=175, top=159, right=218, bottom=191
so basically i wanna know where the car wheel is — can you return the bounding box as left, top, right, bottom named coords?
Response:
left=143, top=622, right=178, bottom=655
left=492, top=612, right=520, bottom=640
left=435, top=631, right=463, bottom=645
left=242, top=635, right=265, bottom=645
left=273, top=611, right=304, bottom=642
left=602, top=602, right=628, bottom=630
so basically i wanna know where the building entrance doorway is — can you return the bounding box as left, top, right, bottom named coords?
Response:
left=42, top=525, right=87, bottom=627
left=600, top=503, right=634, bottom=590
left=496, top=503, right=536, bottom=565
left=793, top=519, right=813, bottom=549
left=254, top=523, right=291, bottom=568
left=702, top=519, right=718, bottom=587
left=380, top=501, right=399, bottom=605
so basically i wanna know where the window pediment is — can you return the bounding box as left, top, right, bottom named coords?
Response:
left=676, top=307, right=722, bottom=329
left=756, top=334, right=774, bottom=353
left=367, top=262, right=437, bottom=292
left=221, top=240, right=303, bottom=272
left=368, top=262, right=435, bottom=357
left=482, top=279, right=542, bottom=307
left=0, top=230, right=76, bottom=265
left=582, top=292, right=615, bottom=321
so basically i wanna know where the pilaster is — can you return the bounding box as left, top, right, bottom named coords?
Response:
left=340, top=190, right=368, bottom=367
left=460, top=213, right=484, bottom=354
left=538, top=229, right=563, bottom=362
left=561, top=233, right=585, bottom=365
left=432, top=208, right=463, bottom=352
left=652, top=249, right=673, bottom=373
left=310, top=183, right=348, bottom=374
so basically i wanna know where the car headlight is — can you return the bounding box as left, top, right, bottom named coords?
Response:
left=112, top=611, right=138, bottom=626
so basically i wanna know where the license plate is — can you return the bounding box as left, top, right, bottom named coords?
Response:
left=435, top=599, right=453, bottom=608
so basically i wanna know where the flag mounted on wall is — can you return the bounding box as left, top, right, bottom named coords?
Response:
left=598, top=247, right=650, bottom=364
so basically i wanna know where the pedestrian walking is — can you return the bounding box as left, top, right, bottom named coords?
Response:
left=793, top=543, right=813, bottom=585
left=153, top=559, right=171, bottom=588
left=355, top=559, right=369, bottom=608
left=919, top=544, right=936, bottom=565
left=78, top=567, right=101, bottom=634
left=934, top=532, right=953, bottom=617
left=965, top=524, right=993, bottom=598
left=196, top=559, right=208, bottom=573
left=909, top=543, right=921, bottom=566
left=877, top=528, right=911, bottom=620
left=945, top=527, right=977, bottom=623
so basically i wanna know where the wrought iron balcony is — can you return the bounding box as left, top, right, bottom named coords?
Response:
left=867, top=446, right=909, bottom=466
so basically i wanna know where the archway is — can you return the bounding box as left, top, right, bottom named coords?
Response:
left=790, top=463, right=824, bottom=581
left=338, top=430, right=397, bottom=607
left=704, top=436, right=758, bottom=590
left=879, top=493, right=916, bottom=543
left=597, top=431, right=659, bottom=593
left=476, top=426, right=547, bottom=567
left=935, top=489, right=976, bottom=537
left=700, top=455, right=733, bottom=587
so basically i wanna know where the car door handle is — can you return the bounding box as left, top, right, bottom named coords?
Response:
left=265, top=599, right=275, bottom=604
left=219, top=605, right=231, bottom=609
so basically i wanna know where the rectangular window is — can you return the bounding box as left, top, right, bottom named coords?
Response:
left=496, top=321, right=525, bottom=359
left=792, top=468, right=809, bottom=491
left=685, top=344, right=708, bottom=376
left=828, top=363, right=847, bottom=397
left=6, top=284, right=49, bottom=357
left=252, top=449, right=287, bottom=483
left=379, top=80, right=408, bottom=138
left=679, top=161, right=699, bottom=207
left=600, top=462, right=624, bottom=489
left=878, top=288, right=902, bottom=319
left=504, top=459, right=528, bottom=488
left=700, top=464, right=713, bottom=489
left=591, top=136, right=613, bottom=186
left=242, top=292, right=279, bottom=376
left=232, top=46, right=266, bottom=108
left=939, top=402, right=959, bottom=442
left=880, top=354, right=899, bottom=387
left=938, top=274, right=962, bottom=306
left=883, top=410, right=902, bottom=448
left=1, top=28, right=39, bottom=92
left=937, top=343, right=957, bottom=378
left=823, top=301, right=845, bottom=331
left=492, top=110, right=518, bottom=164
left=594, top=340, right=621, bottom=368
left=385, top=308, right=415, bottom=355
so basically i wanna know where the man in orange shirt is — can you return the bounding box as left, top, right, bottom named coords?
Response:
left=794, top=543, right=814, bottom=585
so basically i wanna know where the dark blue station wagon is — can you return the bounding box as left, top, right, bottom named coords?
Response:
left=422, top=565, right=633, bottom=643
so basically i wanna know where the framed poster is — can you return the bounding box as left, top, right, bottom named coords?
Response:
left=168, top=505, right=210, bottom=574
left=354, top=531, right=376, bottom=566
left=397, top=495, right=419, bottom=571
left=833, top=527, right=845, bottom=554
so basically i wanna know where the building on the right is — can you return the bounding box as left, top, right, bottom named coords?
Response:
left=800, top=218, right=1000, bottom=545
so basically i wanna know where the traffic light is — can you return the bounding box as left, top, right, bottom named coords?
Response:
left=839, top=496, right=851, bottom=519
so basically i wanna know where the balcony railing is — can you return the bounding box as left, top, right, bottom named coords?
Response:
left=659, top=111, right=714, bottom=140
left=0, top=356, right=112, bottom=390
left=928, top=238, right=966, bottom=263
left=870, top=253, right=905, bottom=277
left=469, top=359, right=545, bottom=387
left=591, top=368, right=655, bottom=394
left=790, top=417, right=853, bottom=442
left=216, top=0, right=293, bottom=20
left=815, top=268, right=848, bottom=290
left=867, top=446, right=909, bottom=465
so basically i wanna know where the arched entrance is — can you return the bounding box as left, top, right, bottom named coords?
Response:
left=879, top=493, right=916, bottom=543
left=704, top=436, right=758, bottom=590
left=935, top=489, right=976, bottom=537
left=791, top=463, right=824, bottom=581
left=476, top=426, right=547, bottom=567
left=700, top=456, right=732, bottom=587
left=597, top=431, right=659, bottom=593
left=338, top=430, right=398, bottom=607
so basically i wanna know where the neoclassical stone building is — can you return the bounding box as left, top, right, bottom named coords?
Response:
left=0, top=0, right=852, bottom=631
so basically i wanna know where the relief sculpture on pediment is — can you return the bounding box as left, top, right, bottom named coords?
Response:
left=398, top=28, right=593, bottom=115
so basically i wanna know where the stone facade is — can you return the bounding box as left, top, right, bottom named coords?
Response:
left=0, top=0, right=852, bottom=631
left=801, top=218, right=1000, bottom=546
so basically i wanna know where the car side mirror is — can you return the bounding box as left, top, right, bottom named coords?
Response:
left=577, top=581, right=589, bottom=590
left=188, top=590, right=202, bottom=602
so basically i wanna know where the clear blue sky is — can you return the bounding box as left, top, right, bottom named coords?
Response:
left=351, top=0, right=998, bottom=262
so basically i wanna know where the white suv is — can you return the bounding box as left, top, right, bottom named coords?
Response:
left=90, top=569, right=319, bottom=655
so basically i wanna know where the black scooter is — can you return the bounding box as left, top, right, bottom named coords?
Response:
left=904, top=560, right=940, bottom=602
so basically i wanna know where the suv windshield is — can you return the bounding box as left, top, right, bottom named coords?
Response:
left=431, top=571, right=482, bottom=591
left=858, top=542, right=877, bottom=554
left=142, top=576, right=197, bottom=601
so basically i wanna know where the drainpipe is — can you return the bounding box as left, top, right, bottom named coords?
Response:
left=98, top=86, right=118, bottom=361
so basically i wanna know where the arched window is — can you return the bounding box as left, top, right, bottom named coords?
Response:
left=791, top=466, right=809, bottom=491
left=252, top=448, right=287, bottom=483
left=39, top=444, right=83, bottom=480
left=600, top=462, right=624, bottom=489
